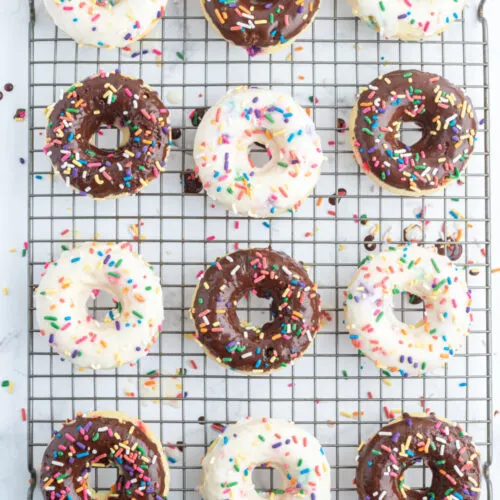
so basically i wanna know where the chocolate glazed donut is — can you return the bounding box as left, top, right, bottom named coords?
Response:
left=190, top=248, right=321, bottom=373
left=44, top=71, right=171, bottom=199
left=202, top=0, right=321, bottom=56
left=356, top=412, right=482, bottom=500
left=350, top=70, right=477, bottom=196
left=40, top=411, right=169, bottom=500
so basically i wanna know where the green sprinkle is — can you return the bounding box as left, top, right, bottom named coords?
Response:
left=431, top=258, right=441, bottom=273
left=115, top=259, right=123, bottom=268
left=44, top=315, right=58, bottom=321
left=371, top=449, right=382, bottom=455
left=342, top=370, right=348, bottom=378
left=376, top=311, right=384, bottom=322
left=132, top=310, right=144, bottom=319
left=176, top=51, right=185, bottom=60
left=379, top=1, right=385, bottom=11
left=258, top=434, right=265, bottom=441
left=1, top=380, right=9, bottom=387
left=108, top=272, right=120, bottom=278
left=433, top=279, right=447, bottom=290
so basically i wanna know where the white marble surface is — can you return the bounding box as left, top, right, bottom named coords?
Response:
left=0, top=0, right=499, bottom=498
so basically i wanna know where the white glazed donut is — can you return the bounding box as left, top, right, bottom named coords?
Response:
left=35, top=242, right=164, bottom=370
left=193, top=87, right=324, bottom=218
left=348, top=0, right=467, bottom=40
left=43, top=0, right=168, bottom=48
left=199, top=417, right=331, bottom=499
left=344, top=244, right=472, bottom=377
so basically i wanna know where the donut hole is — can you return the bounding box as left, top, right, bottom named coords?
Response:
left=400, top=460, right=433, bottom=492
left=252, top=464, right=283, bottom=495
left=392, top=291, right=426, bottom=326
left=91, top=466, right=119, bottom=494
left=248, top=142, right=273, bottom=170
left=236, top=292, right=274, bottom=327
left=90, top=124, right=129, bottom=152
left=86, top=289, right=119, bottom=323
left=397, top=119, right=425, bottom=149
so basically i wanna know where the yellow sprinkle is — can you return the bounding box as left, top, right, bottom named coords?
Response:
left=382, top=378, right=392, bottom=386
left=3, top=288, right=8, bottom=296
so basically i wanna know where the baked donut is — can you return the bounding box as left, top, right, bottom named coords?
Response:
left=44, top=71, right=171, bottom=200
left=35, top=242, right=164, bottom=370
left=43, top=0, right=167, bottom=48
left=344, top=244, right=472, bottom=377
left=199, top=417, right=331, bottom=499
left=348, top=0, right=466, bottom=40
left=349, top=70, right=477, bottom=196
left=40, top=410, right=170, bottom=500
left=356, top=412, right=481, bottom=499
left=193, top=87, right=323, bottom=217
left=190, top=248, right=321, bottom=374
left=201, top=0, right=321, bottom=56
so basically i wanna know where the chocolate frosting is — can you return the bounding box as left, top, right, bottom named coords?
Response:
left=40, top=413, right=168, bottom=500
left=191, top=248, right=321, bottom=373
left=203, top=0, right=321, bottom=55
left=44, top=71, right=171, bottom=199
left=352, top=70, right=477, bottom=193
left=356, top=413, right=481, bottom=500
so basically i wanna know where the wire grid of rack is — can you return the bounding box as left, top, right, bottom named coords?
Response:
left=27, top=0, right=492, bottom=498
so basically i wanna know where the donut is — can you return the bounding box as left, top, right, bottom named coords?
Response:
left=40, top=410, right=170, bottom=499
left=199, top=417, right=331, bottom=499
left=348, top=0, right=466, bottom=40
left=44, top=71, right=171, bottom=200
left=43, top=0, right=167, bottom=48
left=356, top=412, right=481, bottom=499
left=343, top=244, right=472, bottom=377
left=190, top=248, right=321, bottom=374
left=201, top=0, right=320, bottom=56
left=193, top=87, right=323, bottom=217
left=35, top=242, right=164, bottom=370
left=349, top=70, right=477, bottom=196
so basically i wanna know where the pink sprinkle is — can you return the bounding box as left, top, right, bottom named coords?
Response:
left=61, top=229, right=69, bottom=236
left=206, top=235, right=216, bottom=241
left=234, top=221, right=240, bottom=229
left=65, top=433, right=76, bottom=443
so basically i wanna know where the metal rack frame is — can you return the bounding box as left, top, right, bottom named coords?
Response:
left=27, top=0, right=492, bottom=497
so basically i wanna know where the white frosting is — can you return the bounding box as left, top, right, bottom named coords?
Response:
left=35, top=242, right=164, bottom=370
left=193, top=87, right=324, bottom=218
left=348, top=0, right=466, bottom=39
left=344, top=244, right=472, bottom=376
left=199, top=418, right=331, bottom=499
left=43, top=0, right=168, bottom=48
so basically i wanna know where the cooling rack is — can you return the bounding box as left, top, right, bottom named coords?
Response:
left=27, top=0, right=492, bottom=497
